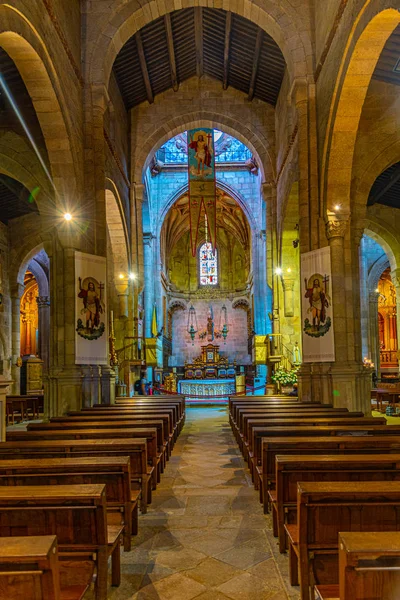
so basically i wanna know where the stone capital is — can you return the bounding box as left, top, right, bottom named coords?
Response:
left=134, top=183, right=145, bottom=203
left=369, top=290, right=380, bottom=304
left=391, top=269, right=400, bottom=289
left=261, top=181, right=276, bottom=202
left=325, top=212, right=349, bottom=240
left=281, top=277, right=295, bottom=292
left=289, top=77, right=308, bottom=106
left=36, top=295, right=50, bottom=308
left=143, top=232, right=155, bottom=247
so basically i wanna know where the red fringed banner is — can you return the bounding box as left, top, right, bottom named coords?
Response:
left=187, top=128, right=216, bottom=256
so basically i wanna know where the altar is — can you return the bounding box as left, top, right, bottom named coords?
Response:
left=178, top=378, right=236, bottom=404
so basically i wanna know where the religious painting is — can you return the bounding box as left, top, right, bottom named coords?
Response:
left=76, top=277, right=105, bottom=340
left=301, top=247, right=335, bottom=362
left=187, top=128, right=216, bottom=255
left=75, top=251, right=108, bottom=365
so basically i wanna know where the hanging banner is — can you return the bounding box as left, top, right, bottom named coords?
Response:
left=75, top=251, right=107, bottom=364
left=301, top=246, right=335, bottom=362
left=187, top=128, right=216, bottom=255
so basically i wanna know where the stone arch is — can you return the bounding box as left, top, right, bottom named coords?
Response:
left=323, top=6, right=400, bottom=214
left=364, top=225, right=398, bottom=274
left=354, top=141, right=400, bottom=211
left=88, top=0, right=311, bottom=90
left=368, top=254, right=390, bottom=292
left=136, top=113, right=272, bottom=183
left=157, top=180, right=256, bottom=235
left=16, top=242, right=49, bottom=288
left=0, top=132, right=55, bottom=213
left=0, top=5, right=78, bottom=202
left=27, top=257, right=49, bottom=298
left=105, top=178, right=130, bottom=275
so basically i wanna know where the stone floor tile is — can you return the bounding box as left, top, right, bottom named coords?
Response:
left=183, top=557, right=244, bottom=587
left=135, top=572, right=207, bottom=600
left=216, top=572, right=288, bottom=600
left=153, top=546, right=208, bottom=571
left=213, top=533, right=272, bottom=569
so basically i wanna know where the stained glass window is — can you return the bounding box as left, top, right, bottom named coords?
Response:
left=199, top=242, right=218, bottom=286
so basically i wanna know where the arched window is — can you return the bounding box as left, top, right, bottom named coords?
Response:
left=199, top=242, right=218, bottom=286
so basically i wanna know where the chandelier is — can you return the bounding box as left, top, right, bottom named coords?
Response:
left=219, top=304, right=229, bottom=343
left=187, top=304, right=198, bottom=345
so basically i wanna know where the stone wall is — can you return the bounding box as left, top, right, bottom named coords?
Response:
left=169, top=299, right=250, bottom=366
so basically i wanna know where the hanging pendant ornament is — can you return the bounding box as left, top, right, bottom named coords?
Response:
left=187, top=128, right=216, bottom=255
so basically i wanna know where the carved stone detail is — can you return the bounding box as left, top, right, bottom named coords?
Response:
left=326, top=218, right=349, bottom=239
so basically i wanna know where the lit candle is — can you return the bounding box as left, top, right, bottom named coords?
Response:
left=110, top=310, right=114, bottom=335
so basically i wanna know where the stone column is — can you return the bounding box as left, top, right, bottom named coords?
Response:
left=262, top=182, right=276, bottom=334
left=359, top=236, right=370, bottom=360
left=281, top=277, right=295, bottom=317
left=10, top=283, right=23, bottom=394
left=390, top=269, right=400, bottom=375
left=143, top=233, right=155, bottom=338
left=368, top=290, right=380, bottom=376
left=36, top=295, right=50, bottom=372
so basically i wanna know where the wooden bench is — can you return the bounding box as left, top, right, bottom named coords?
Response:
left=0, top=484, right=122, bottom=600
left=70, top=408, right=176, bottom=439
left=57, top=413, right=172, bottom=454
left=261, top=435, right=400, bottom=514
left=251, top=423, right=400, bottom=488
left=231, top=408, right=353, bottom=445
left=0, top=456, right=138, bottom=552
left=241, top=414, right=370, bottom=458
left=315, top=531, right=400, bottom=600
left=0, top=438, right=150, bottom=512
left=6, top=427, right=158, bottom=489
left=285, top=481, right=400, bottom=600
left=28, top=419, right=166, bottom=472
left=246, top=419, right=387, bottom=481
left=274, top=454, right=400, bottom=553
left=0, top=535, right=92, bottom=600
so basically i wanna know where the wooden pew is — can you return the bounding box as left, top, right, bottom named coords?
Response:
left=0, top=535, right=92, bottom=600
left=6, top=427, right=158, bottom=490
left=274, top=454, right=400, bottom=553
left=285, top=481, right=400, bottom=600
left=315, top=532, right=400, bottom=600
left=28, top=419, right=165, bottom=472
left=0, top=438, right=150, bottom=512
left=48, top=414, right=171, bottom=461
left=250, top=422, right=394, bottom=485
left=0, top=456, right=137, bottom=552
left=240, top=413, right=368, bottom=456
left=231, top=408, right=353, bottom=445
left=60, top=412, right=173, bottom=453
left=0, top=484, right=122, bottom=600
left=246, top=418, right=387, bottom=480
left=261, top=435, right=400, bottom=513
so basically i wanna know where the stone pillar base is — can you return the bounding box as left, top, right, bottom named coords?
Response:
left=45, top=366, right=85, bottom=417
left=298, top=362, right=372, bottom=414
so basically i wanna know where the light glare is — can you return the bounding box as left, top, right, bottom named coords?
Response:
left=64, top=213, right=72, bottom=221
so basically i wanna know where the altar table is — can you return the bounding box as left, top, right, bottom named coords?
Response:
left=178, top=379, right=236, bottom=403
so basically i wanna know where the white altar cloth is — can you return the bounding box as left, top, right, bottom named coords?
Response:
left=178, top=379, right=236, bottom=403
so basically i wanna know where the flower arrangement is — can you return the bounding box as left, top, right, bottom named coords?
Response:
left=271, top=368, right=298, bottom=386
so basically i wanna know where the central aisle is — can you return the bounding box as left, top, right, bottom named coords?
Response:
left=111, top=406, right=300, bottom=600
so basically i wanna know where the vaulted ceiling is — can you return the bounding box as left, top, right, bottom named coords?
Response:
left=372, top=24, right=400, bottom=87
left=112, top=8, right=286, bottom=108
left=0, top=174, right=39, bottom=224
left=161, top=189, right=250, bottom=260
left=368, top=161, right=400, bottom=209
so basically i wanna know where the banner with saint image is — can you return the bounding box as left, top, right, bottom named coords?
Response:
left=301, top=246, right=335, bottom=362
left=187, top=128, right=216, bottom=256
left=75, top=251, right=108, bottom=364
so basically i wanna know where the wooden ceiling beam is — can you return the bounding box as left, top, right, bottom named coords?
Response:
left=223, top=11, right=232, bottom=90
left=370, top=162, right=400, bottom=205
left=248, top=29, right=263, bottom=101
left=164, top=14, right=179, bottom=92
left=136, top=31, right=154, bottom=104
left=194, top=7, right=204, bottom=78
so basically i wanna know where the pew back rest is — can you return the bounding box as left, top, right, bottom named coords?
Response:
left=339, top=532, right=400, bottom=600
left=0, top=484, right=108, bottom=548
left=0, top=457, right=131, bottom=505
